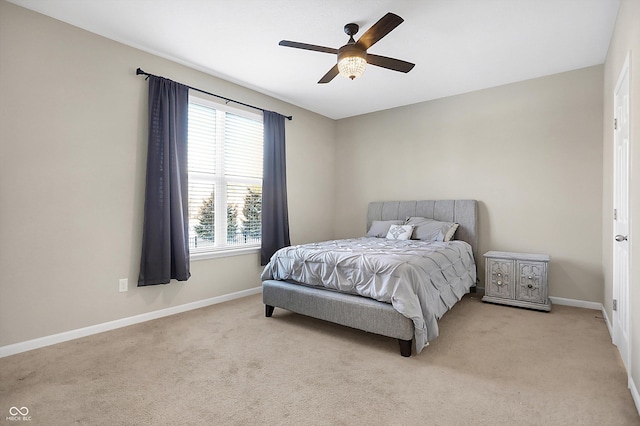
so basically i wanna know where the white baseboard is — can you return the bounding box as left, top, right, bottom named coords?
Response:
left=631, top=375, right=640, bottom=417
left=549, top=296, right=603, bottom=311
left=475, top=291, right=602, bottom=311
left=594, top=303, right=639, bottom=417
left=600, top=304, right=614, bottom=340
left=0, top=286, right=262, bottom=358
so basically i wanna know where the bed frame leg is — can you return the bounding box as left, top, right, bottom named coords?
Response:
left=398, top=339, right=412, bottom=357
left=265, top=305, right=275, bottom=317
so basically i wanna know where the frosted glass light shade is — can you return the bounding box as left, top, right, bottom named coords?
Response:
left=338, top=55, right=366, bottom=80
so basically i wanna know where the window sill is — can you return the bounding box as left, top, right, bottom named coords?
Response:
left=190, top=246, right=260, bottom=262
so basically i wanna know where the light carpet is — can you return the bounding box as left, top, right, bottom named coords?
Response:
left=1, top=293, right=638, bottom=425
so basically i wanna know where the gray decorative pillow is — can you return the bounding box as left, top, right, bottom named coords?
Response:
left=405, top=217, right=459, bottom=242
left=386, top=224, right=414, bottom=240
left=366, top=220, right=403, bottom=238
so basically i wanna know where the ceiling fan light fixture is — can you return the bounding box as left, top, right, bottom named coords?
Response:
left=338, top=55, right=367, bottom=80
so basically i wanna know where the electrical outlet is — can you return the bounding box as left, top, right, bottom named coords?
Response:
left=119, top=278, right=128, bottom=292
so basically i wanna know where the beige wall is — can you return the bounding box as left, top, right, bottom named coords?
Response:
left=334, top=66, right=604, bottom=303
left=0, top=1, right=336, bottom=347
left=602, top=0, right=640, bottom=400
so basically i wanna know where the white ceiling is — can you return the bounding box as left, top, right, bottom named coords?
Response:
left=8, top=0, right=619, bottom=120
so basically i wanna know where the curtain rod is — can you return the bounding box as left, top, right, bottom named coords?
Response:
left=136, top=68, right=293, bottom=121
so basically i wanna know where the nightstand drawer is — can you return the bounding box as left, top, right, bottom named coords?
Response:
left=516, top=261, right=548, bottom=304
left=485, top=258, right=515, bottom=299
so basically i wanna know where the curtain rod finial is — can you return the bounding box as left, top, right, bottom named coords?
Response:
left=136, top=68, right=145, bottom=75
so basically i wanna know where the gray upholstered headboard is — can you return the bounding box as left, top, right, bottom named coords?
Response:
left=367, top=200, right=478, bottom=262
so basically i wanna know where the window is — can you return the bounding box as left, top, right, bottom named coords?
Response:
left=187, top=94, right=263, bottom=259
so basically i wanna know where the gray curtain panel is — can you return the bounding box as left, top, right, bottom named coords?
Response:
left=138, top=76, right=191, bottom=286
left=261, top=111, right=291, bottom=265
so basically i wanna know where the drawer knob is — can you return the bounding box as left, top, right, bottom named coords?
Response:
left=497, top=273, right=502, bottom=277
left=528, top=275, right=533, bottom=279
left=527, top=283, right=533, bottom=289
left=497, top=280, right=503, bottom=286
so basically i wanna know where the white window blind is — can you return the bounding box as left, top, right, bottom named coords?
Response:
left=187, top=95, right=263, bottom=256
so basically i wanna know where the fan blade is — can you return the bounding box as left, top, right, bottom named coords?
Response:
left=318, top=65, right=339, bottom=84
left=366, top=54, right=415, bottom=73
left=355, top=12, right=404, bottom=51
left=279, top=40, right=338, bottom=55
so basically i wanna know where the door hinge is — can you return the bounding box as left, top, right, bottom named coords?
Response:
left=614, top=118, right=618, bottom=130
left=613, top=299, right=617, bottom=311
left=614, top=209, right=617, bottom=220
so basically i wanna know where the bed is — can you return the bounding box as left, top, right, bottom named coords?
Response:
left=261, top=200, right=478, bottom=356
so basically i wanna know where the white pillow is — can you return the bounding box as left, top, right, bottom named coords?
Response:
left=444, top=223, right=460, bottom=242
left=386, top=224, right=414, bottom=240
left=366, top=220, right=403, bottom=238
left=405, top=217, right=459, bottom=242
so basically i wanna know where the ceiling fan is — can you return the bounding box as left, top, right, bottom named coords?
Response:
left=279, top=12, right=415, bottom=84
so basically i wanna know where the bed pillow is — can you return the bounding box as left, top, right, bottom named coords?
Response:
left=366, top=220, right=403, bottom=238
left=386, top=224, right=414, bottom=240
left=405, top=217, right=459, bottom=242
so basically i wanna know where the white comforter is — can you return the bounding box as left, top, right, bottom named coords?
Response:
left=260, top=237, right=476, bottom=353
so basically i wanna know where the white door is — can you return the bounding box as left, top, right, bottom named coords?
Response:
left=613, top=52, right=631, bottom=372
